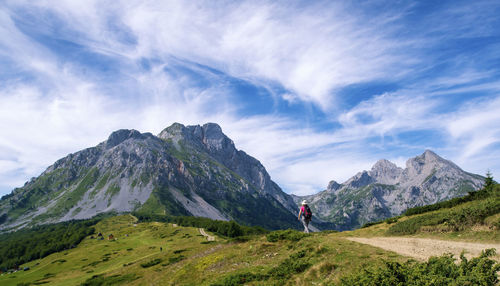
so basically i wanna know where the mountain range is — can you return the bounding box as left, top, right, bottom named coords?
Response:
left=293, top=150, right=484, bottom=230
left=0, top=123, right=484, bottom=231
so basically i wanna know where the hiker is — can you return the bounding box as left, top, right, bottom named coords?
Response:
left=298, top=200, right=312, bottom=233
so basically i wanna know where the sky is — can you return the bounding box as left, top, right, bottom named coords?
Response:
left=1, top=0, right=500, bottom=197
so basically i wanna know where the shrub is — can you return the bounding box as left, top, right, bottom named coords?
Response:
left=268, top=250, right=310, bottom=280
left=266, top=229, right=307, bottom=242
left=80, top=273, right=139, bottom=285
left=212, top=272, right=268, bottom=286
left=213, top=250, right=311, bottom=285
left=361, top=220, right=383, bottom=228
left=140, top=258, right=162, bottom=268
left=340, top=249, right=500, bottom=286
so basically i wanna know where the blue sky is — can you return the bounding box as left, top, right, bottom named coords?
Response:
left=1, top=0, right=500, bottom=196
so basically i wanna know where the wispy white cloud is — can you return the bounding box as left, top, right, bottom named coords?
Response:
left=7, top=0, right=416, bottom=109
left=1, top=0, right=500, bottom=197
left=337, top=92, right=444, bottom=139
left=446, top=96, right=500, bottom=160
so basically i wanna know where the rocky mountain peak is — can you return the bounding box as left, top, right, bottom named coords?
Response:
left=194, top=123, right=235, bottom=152
left=158, top=122, right=235, bottom=152
left=297, top=149, right=484, bottom=231
left=105, top=129, right=149, bottom=148
left=370, top=159, right=403, bottom=185
left=371, top=159, right=397, bottom=171
left=327, top=180, right=342, bottom=192
left=158, top=122, right=186, bottom=140
left=405, top=149, right=454, bottom=178
left=345, top=171, right=375, bottom=188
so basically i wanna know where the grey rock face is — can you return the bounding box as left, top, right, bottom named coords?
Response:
left=0, top=123, right=300, bottom=231
left=297, top=150, right=484, bottom=230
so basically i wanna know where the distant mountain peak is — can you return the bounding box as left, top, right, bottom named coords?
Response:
left=158, top=122, right=234, bottom=152
left=409, top=149, right=444, bottom=163
left=371, top=159, right=399, bottom=171
left=370, top=159, right=403, bottom=185
left=300, top=149, right=484, bottom=231
left=106, top=129, right=148, bottom=148
left=327, top=180, right=342, bottom=192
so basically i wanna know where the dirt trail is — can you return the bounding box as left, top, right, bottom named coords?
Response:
left=199, top=228, right=215, bottom=241
left=346, top=237, right=500, bottom=262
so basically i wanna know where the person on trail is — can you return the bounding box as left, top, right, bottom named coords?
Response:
left=298, top=200, right=312, bottom=233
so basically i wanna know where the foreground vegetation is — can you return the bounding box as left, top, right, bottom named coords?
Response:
left=342, top=249, right=500, bottom=285
left=0, top=215, right=406, bottom=285
left=0, top=218, right=98, bottom=271
left=1, top=212, right=498, bottom=285
left=357, top=180, right=500, bottom=241
left=0, top=180, right=499, bottom=285
left=387, top=184, right=500, bottom=236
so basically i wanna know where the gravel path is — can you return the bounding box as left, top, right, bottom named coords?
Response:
left=346, top=237, right=500, bottom=262
left=199, top=228, right=215, bottom=241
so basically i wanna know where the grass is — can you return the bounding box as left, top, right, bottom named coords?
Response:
left=343, top=185, right=500, bottom=243
left=2, top=183, right=499, bottom=285
left=0, top=215, right=408, bottom=286
left=387, top=192, right=500, bottom=235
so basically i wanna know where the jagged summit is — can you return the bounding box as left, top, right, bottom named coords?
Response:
left=158, top=122, right=235, bottom=152
left=370, top=159, right=403, bottom=185
left=371, top=159, right=398, bottom=171
left=106, top=129, right=154, bottom=149
left=327, top=180, right=342, bottom=192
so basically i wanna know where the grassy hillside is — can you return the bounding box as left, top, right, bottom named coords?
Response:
left=1, top=183, right=499, bottom=285
left=347, top=183, right=500, bottom=242
left=1, top=211, right=499, bottom=285
left=0, top=215, right=407, bottom=285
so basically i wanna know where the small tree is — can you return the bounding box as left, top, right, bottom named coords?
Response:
left=484, top=171, right=494, bottom=192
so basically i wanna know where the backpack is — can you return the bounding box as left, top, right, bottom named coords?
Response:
left=304, top=205, right=312, bottom=220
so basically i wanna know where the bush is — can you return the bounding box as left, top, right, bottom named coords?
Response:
left=361, top=220, right=384, bottom=228
left=341, top=249, right=500, bottom=286
left=212, top=250, right=311, bottom=285
left=266, top=229, right=308, bottom=242
left=268, top=250, right=310, bottom=280
left=212, top=272, right=268, bottom=286
left=140, top=258, right=162, bottom=268
left=80, top=273, right=139, bottom=285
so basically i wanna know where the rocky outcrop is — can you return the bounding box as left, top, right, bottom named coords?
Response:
left=294, top=150, right=484, bottom=230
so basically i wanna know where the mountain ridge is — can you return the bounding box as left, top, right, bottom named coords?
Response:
left=0, top=123, right=303, bottom=231
left=293, top=150, right=484, bottom=230
left=0, top=123, right=484, bottom=232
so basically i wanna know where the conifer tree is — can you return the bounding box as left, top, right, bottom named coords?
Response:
left=484, top=171, right=494, bottom=192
